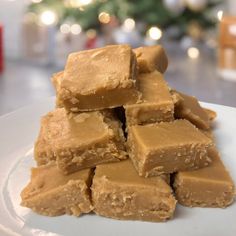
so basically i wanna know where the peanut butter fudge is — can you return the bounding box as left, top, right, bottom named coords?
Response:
left=51, top=71, right=63, bottom=91
left=134, top=45, right=168, bottom=73
left=173, top=90, right=210, bottom=130
left=201, top=130, right=214, bottom=140
left=34, top=108, right=127, bottom=173
left=204, top=108, right=217, bottom=121
left=21, top=163, right=93, bottom=216
left=127, top=119, right=213, bottom=177
left=51, top=71, right=64, bottom=108
left=58, top=44, right=140, bottom=111
left=92, top=160, right=176, bottom=222
left=174, top=148, right=235, bottom=208
left=125, top=71, right=174, bottom=126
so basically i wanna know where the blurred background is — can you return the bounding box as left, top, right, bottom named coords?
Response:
left=0, top=0, right=236, bottom=115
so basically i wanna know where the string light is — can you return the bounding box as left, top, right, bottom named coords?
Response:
left=217, top=10, right=223, bottom=21
left=123, top=18, right=135, bottom=32
left=98, top=12, right=111, bottom=24
left=31, top=0, right=42, bottom=3
left=71, top=24, right=82, bottom=35
left=187, top=47, right=199, bottom=59
left=79, top=0, right=93, bottom=5
left=86, top=29, right=97, bottom=39
left=40, top=10, right=57, bottom=25
left=147, top=26, right=162, bottom=40
left=60, top=24, right=70, bottom=34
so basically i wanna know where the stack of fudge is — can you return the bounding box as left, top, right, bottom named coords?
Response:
left=20, top=44, right=235, bottom=222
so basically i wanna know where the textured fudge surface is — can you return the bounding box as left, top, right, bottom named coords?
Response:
left=51, top=71, right=64, bottom=107
left=125, top=71, right=174, bottom=126
left=51, top=71, right=64, bottom=91
left=92, top=160, right=176, bottom=222
left=201, top=130, right=214, bottom=140
left=128, top=119, right=213, bottom=177
left=174, top=148, right=235, bottom=208
left=58, top=44, right=140, bottom=111
left=173, top=90, right=210, bottom=130
left=204, top=108, right=217, bottom=121
left=34, top=108, right=127, bottom=173
left=51, top=71, right=64, bottom=108
left=134, top=45, right=168, bottom=73
left=21, top=163, right=93, bottom=216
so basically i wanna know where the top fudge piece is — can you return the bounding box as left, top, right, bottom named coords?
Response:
left=34, top=108, right=127, bottom=174
left=173, top=90, right=210, bottom=130
left=125, top=70, right=174, bottom=126
left=127, top=119, right=213, bottom=177
left=21, top=163, right=93, bottom=216
left=58, top=44, right=140, bottom=111
left=92, top=160, right=176, bottom=222
left=174, top=148, right=235, bottom=208
left=134, top=45, right=168, bottom=73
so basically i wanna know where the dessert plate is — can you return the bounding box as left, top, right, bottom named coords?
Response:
left=0, top=97, right=235, bottom=236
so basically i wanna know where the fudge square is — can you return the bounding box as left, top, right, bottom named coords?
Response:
left=92, top=160, right=176, bottom=222
left=51, top=71, right=63, bottom=92
left=174, top=148, right=235, bottom=208
left=58, top=44, right=140, bottom=111
left=172, top=90, right=210, bottom=130
left=204, top=107, right=217, bottom=122
left=21, top=163, right=93, bottom=216
left=51, top=71, right=64, bottom=108
left=127, top=119, right=213, bottom=177
left=134, top=45, right=168, bottom=73
left=124, top=70, right=174, bottom=126
left=34, top=108, right=127, bottom=174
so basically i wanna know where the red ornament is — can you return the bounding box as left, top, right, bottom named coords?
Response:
left=85, top=37, right=97, bottom=49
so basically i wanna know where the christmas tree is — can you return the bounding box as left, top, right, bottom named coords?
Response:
left=28, top=0, right=222, bottom=39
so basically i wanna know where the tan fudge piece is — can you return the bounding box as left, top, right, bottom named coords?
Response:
left=171, top=89, right=182, bottom=105
left=204, top=108, right=217, bottom=121
left=34, top=108, right=127, bottom=174
left=201, top=130, right=215, bottom=140
left=134, top=45, right=168, bottom=73
left=173, top=90, right=210, bottom=130
left=58, top=44, right=140, bottom=111
left=51, top=71, right=63, bottom=91
left=21, top=163, right=93, bottom=216
left=92, top=160, right=176, bottom=222
left=124, top=71, right=174, bottom=126
left=51, top=71, right=64, bottom=108
left=174, top=148, right=235, bottom=208
left=127, top=120, right=213, bottom=177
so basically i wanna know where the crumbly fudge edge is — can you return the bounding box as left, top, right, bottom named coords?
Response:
left=173, top=172, right=235, bottom=208
left=21, top=176, right=93, bottom=216
left=124, top=101, right=174, bottom=126
left=127, top=126, right=148, bottom=176
left=91, top=173, right=176, bottom=222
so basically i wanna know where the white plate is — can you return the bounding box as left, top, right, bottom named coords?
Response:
left=0, top=97, right=235, bottom=236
